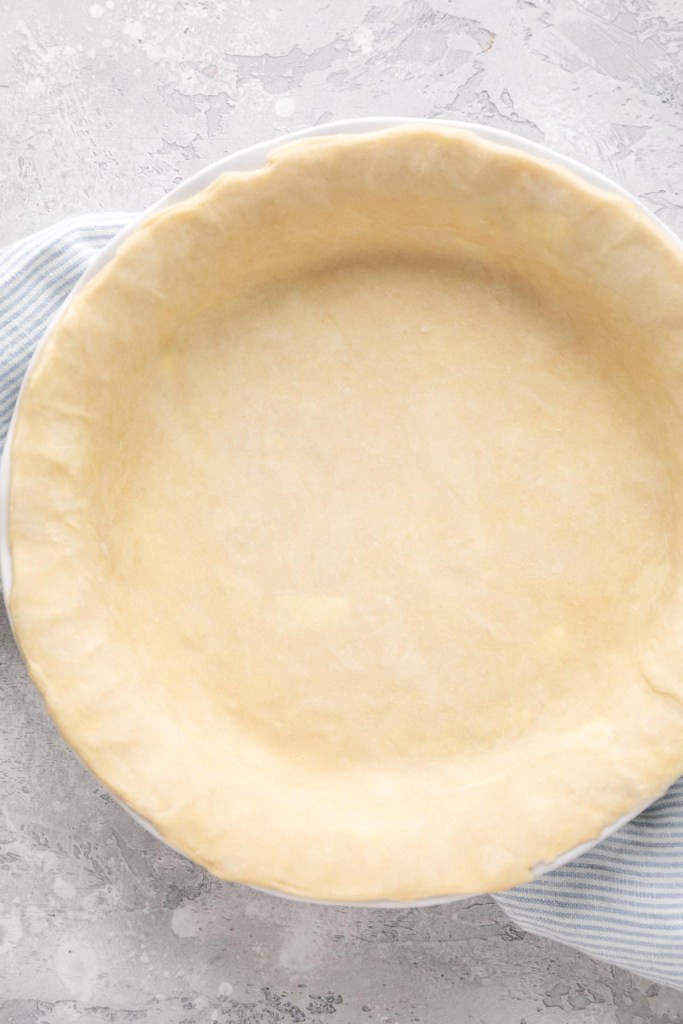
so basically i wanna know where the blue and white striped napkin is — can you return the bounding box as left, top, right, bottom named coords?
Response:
left=3, top=217, right=683, bottom=989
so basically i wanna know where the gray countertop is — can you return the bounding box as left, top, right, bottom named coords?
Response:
left=3, top=1, right=683, bottom=1021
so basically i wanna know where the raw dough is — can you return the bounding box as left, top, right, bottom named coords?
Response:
left=9, top=127, right=683, bottom=899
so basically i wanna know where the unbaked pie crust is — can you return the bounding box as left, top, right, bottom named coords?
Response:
left=9, top=127, right=683, bottom=899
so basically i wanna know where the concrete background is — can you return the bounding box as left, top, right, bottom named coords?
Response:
left=2, top=1, right=683, bottom=1021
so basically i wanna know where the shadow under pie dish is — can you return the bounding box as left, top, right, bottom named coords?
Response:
left=6, top=124, right=683, bottom=902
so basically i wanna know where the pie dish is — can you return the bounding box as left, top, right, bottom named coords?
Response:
left=7, top=124, right=683, bottom=901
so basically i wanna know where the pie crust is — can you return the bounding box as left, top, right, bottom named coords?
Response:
left=9, top=126, right=683, bottom=900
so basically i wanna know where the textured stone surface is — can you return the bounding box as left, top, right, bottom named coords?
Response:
left=3, top=0, right=683, bottom=1020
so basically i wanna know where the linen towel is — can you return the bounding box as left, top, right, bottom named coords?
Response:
left=2, top=216, right=683, bottom=990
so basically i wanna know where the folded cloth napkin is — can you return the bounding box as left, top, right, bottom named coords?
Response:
left=3, top=217, right=683, bottom=990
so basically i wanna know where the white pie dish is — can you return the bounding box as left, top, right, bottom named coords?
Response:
left=2, top=117, right=680, bottom=906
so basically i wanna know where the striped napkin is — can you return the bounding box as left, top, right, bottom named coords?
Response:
left=2, top=217, right=683, bottom=989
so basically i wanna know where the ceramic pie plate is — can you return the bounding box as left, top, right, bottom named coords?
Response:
left=3, top=118, right=683, bottom=907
